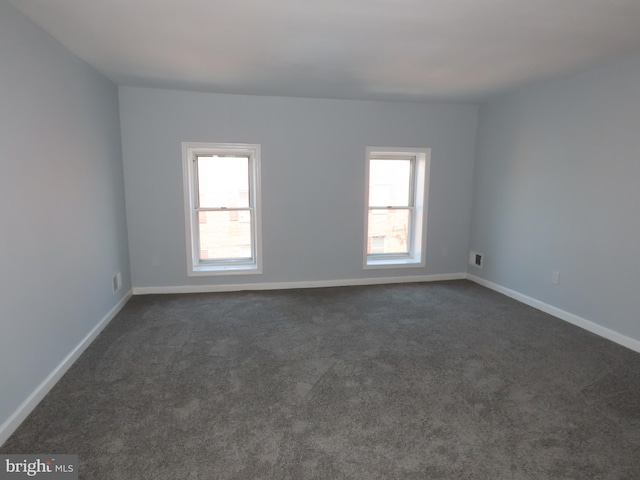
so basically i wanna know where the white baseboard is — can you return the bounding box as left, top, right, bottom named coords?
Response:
left=466, top=274, right=640, bottom=354
left=0, top=290, right=133, bottom=446
left=132, top=273, right=467, bottom=295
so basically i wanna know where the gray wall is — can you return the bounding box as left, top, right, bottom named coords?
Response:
left=0, top=0, right=130, bottom=432
left=470, top=55, right=640, bottom=343
left=120, top=88, right=478, bottom=288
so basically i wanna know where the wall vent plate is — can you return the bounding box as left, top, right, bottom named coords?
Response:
left=469, top=251, right=483, bottom=268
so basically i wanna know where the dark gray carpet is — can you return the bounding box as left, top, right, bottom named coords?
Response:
left=2, top=280, right=639, bottom=479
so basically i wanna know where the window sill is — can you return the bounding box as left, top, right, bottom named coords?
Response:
left=364, top=256, right=424, bottom=269
left=188, top=264, right=262, bottom=276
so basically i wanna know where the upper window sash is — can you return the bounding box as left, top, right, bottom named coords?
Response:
left=368, top=155, right=416, bottom=208
left=194, top=153, right=251, bottom=209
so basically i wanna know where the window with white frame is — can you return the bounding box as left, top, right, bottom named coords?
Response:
left=182, top=143, right=262, bottom=275
left=364, top=147, right=430, bottom=268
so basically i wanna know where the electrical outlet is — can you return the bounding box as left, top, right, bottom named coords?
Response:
left=152, top=256, right=160, bottom=267
left=551, top=271, right=560, bottom=285
left=441, top=247, right=448, bottom=258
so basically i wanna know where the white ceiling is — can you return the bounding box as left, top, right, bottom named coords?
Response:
left=9, top=0, right=640, bottom=102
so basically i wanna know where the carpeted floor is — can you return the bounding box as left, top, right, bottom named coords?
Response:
left=2, top=280, right=639, bottom=479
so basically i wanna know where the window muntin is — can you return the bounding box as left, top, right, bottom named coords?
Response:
left=364, top=147, right=430, bottom=268
left=183, top=143, right=262, bottom=275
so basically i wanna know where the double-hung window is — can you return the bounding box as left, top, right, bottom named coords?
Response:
left=364, top=147, right=430, bottom=268
left=182, top=142, right=262, bottom=275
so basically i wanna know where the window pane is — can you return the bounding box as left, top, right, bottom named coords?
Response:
left=197, top=156, right=249, bottom=208
left=198, top=210, right=252, bottom=260
left=370, top=236, right=386, bottom=254
left=369, top=159, right=411, bottom=207
left=367, top=209, right=410, bottom=254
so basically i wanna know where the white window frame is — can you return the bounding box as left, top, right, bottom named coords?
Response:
left=182, top=142, right=262, bottom=276
left=363, top=146, right=430, bottom=269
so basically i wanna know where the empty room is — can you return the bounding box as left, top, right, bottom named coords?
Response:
left=1, top=0, right=639, bottom=478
